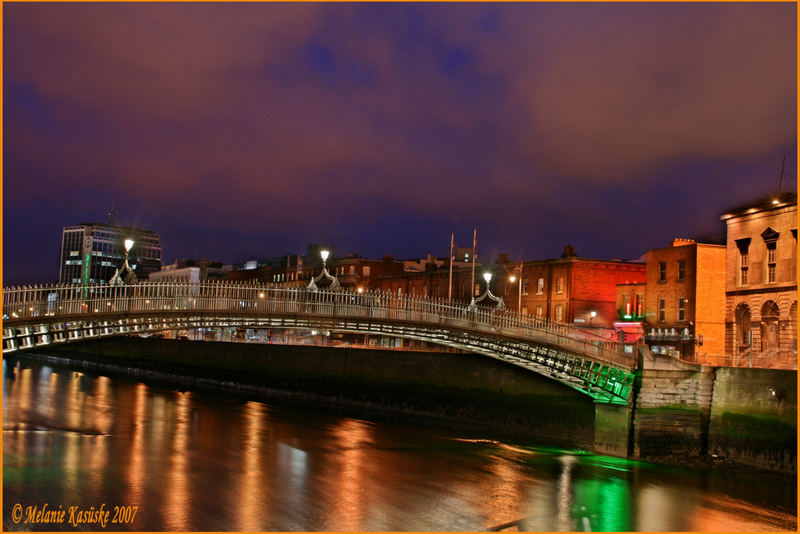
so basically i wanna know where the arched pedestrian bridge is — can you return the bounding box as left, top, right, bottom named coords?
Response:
left=3, top=282, right=637, bottom=405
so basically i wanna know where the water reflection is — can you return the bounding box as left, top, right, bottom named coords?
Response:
left=237, top=401, right=269, bottom=531
left=3, top=358, right=797, bottom=532
left=164, top=392, right=192, bottom=531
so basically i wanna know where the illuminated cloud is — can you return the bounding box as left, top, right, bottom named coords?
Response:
left=3, top=3, right=796, bottom=282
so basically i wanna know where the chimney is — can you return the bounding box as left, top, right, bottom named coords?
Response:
left=671, top=238, right=696, bottom=247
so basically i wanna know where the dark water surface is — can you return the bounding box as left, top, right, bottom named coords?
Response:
left=3, top=357, right=796, bottom=531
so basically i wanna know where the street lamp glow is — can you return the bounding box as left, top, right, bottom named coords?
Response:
left=509, top=275, right=516, bottom=283
left=357, top=287, right=364, bottom=294
left=483, top=272, right=492, bottom=283
left=124, top=239, right=135, bottom=252
left=320, top=250, right=330, bottom=262
left=590, top=311, right=597, bottom=318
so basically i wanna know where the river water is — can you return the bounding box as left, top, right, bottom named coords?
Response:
left=3, top=357, right=796, bottom=532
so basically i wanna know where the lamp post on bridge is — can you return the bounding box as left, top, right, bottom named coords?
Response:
left=468, top=272, right=506, bottom=312
left=307, top=249, right=341, bottom=291
left=109, top=238, right=138, bottom=286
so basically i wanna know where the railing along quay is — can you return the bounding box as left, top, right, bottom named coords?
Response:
left=3, top=281, right=632, bottom=368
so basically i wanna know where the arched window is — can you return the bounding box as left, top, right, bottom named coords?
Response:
left=760, top=300, right=780, bottom=351
left=735, top=303, right=751, bottom=353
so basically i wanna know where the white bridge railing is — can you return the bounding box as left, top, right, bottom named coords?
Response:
left=3, top=281, right=632, bottom=368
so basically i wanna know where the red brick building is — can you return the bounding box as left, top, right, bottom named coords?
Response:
left=378, top=265, right=478, bottom=301
left=503, top=247, right=646, bottom=327
left=330, top=255, right=405, bottom=291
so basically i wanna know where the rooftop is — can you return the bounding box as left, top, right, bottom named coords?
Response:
left=720, top=191, right=797, bottom=221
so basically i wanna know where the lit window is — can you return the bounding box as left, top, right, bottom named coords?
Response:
left=536, top=278, right=544, bottom=295
left=522, top=279, right=530, bottom=296
left=555, top=304, right=563, bottom=322
left=363, top=266, right=371, bottom=277
left=535, top=305, right=543, bottom=317
left=556, top=277, right=564, bottom=294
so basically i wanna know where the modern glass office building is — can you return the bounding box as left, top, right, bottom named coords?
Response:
left=59, top=223, right=162, bottom=284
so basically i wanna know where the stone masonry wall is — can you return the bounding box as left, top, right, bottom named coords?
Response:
left=632, top=347, right=714, bottom=459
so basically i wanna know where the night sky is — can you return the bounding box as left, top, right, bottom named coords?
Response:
left=3, top=3, right=797, bottom=285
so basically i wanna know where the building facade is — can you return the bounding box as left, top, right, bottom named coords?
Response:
left=642, top=239, right=726, bottom=360
left=721, top=193, right=797, bottom=366
left=502, top=247, right=646, bottom=326
left=59, top=223, right=162, bottom=284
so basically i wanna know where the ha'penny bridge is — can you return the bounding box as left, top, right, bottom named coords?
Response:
left=2, top=281, right=637, bottom=406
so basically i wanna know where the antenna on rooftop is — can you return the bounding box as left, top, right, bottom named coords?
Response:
left=106, top=204, right=118, bottom=226
left=778, top=155, right=786, bottom=196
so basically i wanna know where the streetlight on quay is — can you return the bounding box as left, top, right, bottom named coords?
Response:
left=508, top=261, right=523, bottom=313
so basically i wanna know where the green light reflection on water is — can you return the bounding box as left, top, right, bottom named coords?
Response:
left=571, top=474, right=632, bottom=532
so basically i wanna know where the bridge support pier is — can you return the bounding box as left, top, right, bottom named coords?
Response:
left=593, top=403, right=632, bottom=458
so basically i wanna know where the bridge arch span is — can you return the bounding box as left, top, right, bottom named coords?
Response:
left=3, top=282, right=637, bottom=404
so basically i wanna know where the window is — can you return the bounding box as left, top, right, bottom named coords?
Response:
left=678, top=297, right=687, bottom=322
left=536, top=278, right=544, bottom=295
left=740, top=250, right=749, bottom=285
left=658, top=262, right=666, bottom=282
left=522, top=279, right=530, bottom=295
left=521, top=306, right=529, bottom=315
left=556, top=277, right=564, bottom=294
left=635, top=294, right=644, bottom=317
left=474, top=283, right=480, bottom=296
left=555, top=304, right=563, bottom=322
left=678, top=260, right=686, bottom=281
left=535, top=305, right=543, bottom=317
left=349, top=265, right=355, bottom=275
left=362, top=266, right=371, bottom=277
left=622, top=294, right=631, bottom=316
left=767, top=243, right=777, bottom=283
left=658, top=298, right=666, bottom=322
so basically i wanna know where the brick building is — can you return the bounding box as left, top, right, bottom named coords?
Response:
left=503, top=246, right=646, bottom=326
left=378, top=265, right=478, bottom=301
left=642, top=239, right=726, bottom=360
left=378, top=246, right=646, bottom=326
left=330, top=255, right=405, bottom=291
left=721, top=192, right=797, bottom=366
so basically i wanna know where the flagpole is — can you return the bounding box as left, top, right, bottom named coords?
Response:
left=448, top=232, right=454, bottom=302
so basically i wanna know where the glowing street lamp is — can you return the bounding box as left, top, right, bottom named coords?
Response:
left=109, top=237, right=138, bottom=285
left=590, top=310, right=597, bottom=326
left=468, top=271, right=505, bottom=311
left=307, top=248, right=340, bottom=291
left=509, top=261, right=523, bottom=313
